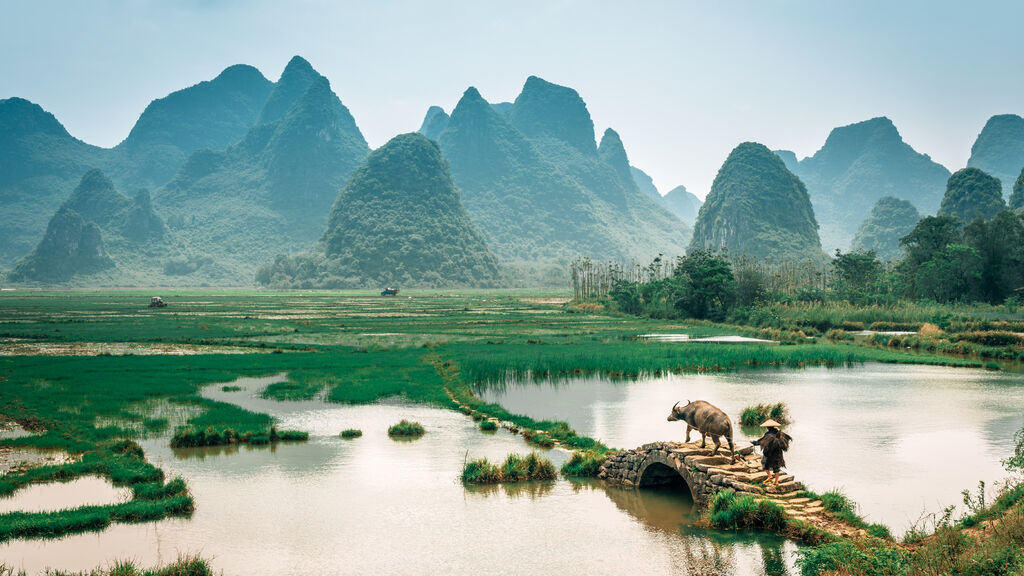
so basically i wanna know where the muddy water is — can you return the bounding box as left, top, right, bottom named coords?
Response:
left=0, top=476, right=129, bottom=514
left=1, top=374, right=798, bottom=576
left=477, top=364, right=1024, bottom=534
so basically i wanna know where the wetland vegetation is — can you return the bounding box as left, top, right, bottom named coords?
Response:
left=1, top=290, right=1022, bottom=574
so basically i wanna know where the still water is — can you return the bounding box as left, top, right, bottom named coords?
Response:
left=477, top=363, right=1024, bottom=534
left=1, top=374, right=797, bottom=576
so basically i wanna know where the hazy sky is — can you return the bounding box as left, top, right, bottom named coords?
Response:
left=3, top=0, right=1022, bottom=198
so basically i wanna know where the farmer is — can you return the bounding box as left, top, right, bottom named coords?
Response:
left=752, top=419, right=792, bottom=489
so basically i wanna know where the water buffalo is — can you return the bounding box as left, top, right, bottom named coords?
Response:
left=667, top=400, right=735, bottom=460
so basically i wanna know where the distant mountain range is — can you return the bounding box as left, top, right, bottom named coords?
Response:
left=4, top=56, right=1024, bottom=286
left=779, top=117, right=950, bottom=253
left=423, top=76, right=690, bottom=279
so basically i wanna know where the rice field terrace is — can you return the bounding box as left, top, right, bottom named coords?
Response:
left=0, top=290, right=1020, bottom=575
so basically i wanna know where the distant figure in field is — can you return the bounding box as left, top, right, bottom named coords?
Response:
left=752, top=419, right=792, bottom=489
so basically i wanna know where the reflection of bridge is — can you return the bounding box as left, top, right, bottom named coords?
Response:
left=599, top=441, right=802, bottom=509
left=600, top=441, right=868, bottom=539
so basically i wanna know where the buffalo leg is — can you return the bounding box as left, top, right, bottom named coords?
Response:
left=685, top=425, right=693, bottom=443
left=711, top=435, right=720, bottom=455
left=700, top=432, right=706, bottom=448
left=728, top=436, right=735, bottom=461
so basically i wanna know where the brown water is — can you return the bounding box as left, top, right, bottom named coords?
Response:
left=0, top=374, right=797, bottom=575
left=0, top=476, right=129, bottom=514
left=477, top=363, right=1024, bottom=534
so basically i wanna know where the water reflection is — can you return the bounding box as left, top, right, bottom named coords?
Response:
left=1, top=373, right=798, bottom=575
left=477, top=363, right=1024, bottom=535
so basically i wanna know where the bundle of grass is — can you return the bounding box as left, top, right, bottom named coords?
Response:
left=221, top=385, right=243, bottom=392
left=479, top=420, right=498, bottom=431
left=340, top=429, right=362, bottom=439
left=461, top=452, right=557, bottom=484
left=560, top=450, right=607, bottom=477
left=0, top=554, right=216, bottom=576
left=739, top=402, right=790, bottom=427
left=388, top=419, right=425, bottom=438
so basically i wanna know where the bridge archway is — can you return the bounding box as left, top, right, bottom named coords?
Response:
left=635, top=451, right=699, bottom=504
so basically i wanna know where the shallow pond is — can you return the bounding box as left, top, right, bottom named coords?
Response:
left=476, top=363, right=1024, bottom=534
left=1, top=374, right=798, bottom=575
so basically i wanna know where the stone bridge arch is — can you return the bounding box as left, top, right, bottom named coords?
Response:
left=598, top=441, right=798, bottom=510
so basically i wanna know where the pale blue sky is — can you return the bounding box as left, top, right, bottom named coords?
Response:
left=2, top=0, right=1022, bottom=198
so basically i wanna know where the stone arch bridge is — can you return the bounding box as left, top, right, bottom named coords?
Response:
left=599, top=441, right=802, bottom=509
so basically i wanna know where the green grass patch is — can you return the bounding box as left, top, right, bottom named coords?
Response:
left=220, top=385, right=243, bottom=392
left=339, top=428, right=362, bottom=438
left=0, top=554, right=214, bottom=576
left=560, top=450, right=607, bottom=477
left=708, top=489, right=787, bottom=531
left=479, top=419, right=497, bottom=431
left=387, top=419, right=425, bottom=438
left=461, top=452, right=557, bottom=484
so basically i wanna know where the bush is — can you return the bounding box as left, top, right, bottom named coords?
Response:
left=340, top=429, right=362, bottom=439
left=109, top=439, right=144, bottom=459
left=479, top=420, right=497, bottom=431
left=388, top=419, right=425, bottom=437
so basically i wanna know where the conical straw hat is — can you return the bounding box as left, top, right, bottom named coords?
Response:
left=760, top=419, right=782, bottom=427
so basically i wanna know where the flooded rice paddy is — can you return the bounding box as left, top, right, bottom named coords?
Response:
left=3, top=364, right=1023, bottom=574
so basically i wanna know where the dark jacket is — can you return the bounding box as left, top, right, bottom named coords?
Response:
left=754, top=428, right=792, bottom=471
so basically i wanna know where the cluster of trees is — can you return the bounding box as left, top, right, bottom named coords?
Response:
left=603, top=208, right=1024, bottom=320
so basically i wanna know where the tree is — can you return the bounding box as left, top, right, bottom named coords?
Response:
left=938, top=167, right=1006, bottom=223
left=963, top=210, right=1024, bottom=303
left=899, top=216, right=963, bottom=269
left=912, top=244, right=983, bottom=302
left=1011, top=167, right=1024, bottom=210
left=673, top=250, right=736, bottom=321
left=831, top=249, right=883, bottom=301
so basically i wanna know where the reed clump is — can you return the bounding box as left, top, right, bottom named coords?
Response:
left=340, top=429, right=362, bottom=438
left=560, top=450, right=607, bottom=477
left=461, top=452, right=557, bottom=484
left=387, top=419, right=425, bottom=438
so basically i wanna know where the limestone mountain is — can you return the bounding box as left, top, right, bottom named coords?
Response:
left=850, top=196, right=921, bottom=261
left=418, top=106, right=449, bottom=140
left=114, top=64, right=273, bottom=188
left=690, top=142, right=822, bottom=262
left=788, top=117, right=950, bottom=252
left=507, top=76, right=597, bottom=155
left=967, top=114, right=1024, bottom=200
left=1, top=62, right=276, bottom=269
left=258, top=133, right=501, bottom=288
left=435, top=80, right=688, bottom=275
left=937, top=168, right=1006, bottom=223
left=155, top=62, right=370, bottom=282
left=0, top=97, right=109, bottom=266
left=9, top=170, right=166, bottom=283
left=257, top=56, right=322, bottom=125
left=630, top=166, right=661, bottom=202
left=773, top=150, right=800, bottom=172
left=8, top=208, right=110, bottom=283
left=662, top=185, right=703, bottom=227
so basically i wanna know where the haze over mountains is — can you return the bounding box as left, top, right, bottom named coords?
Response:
left=3, top=54, right=1024, bottom=286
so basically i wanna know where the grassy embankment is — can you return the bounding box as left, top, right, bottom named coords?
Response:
left=0, top=290, right=1009, bottom=545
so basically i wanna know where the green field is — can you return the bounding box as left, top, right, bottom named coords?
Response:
left=0, top=290, right=1003, bottom=544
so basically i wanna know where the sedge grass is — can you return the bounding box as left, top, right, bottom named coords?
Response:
left=461, top=452, right=557, bottom=484
left=387, top=419, right=425, bottom=438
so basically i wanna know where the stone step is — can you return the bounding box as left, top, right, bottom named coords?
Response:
left=773, top=480, right=803, bottom=494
